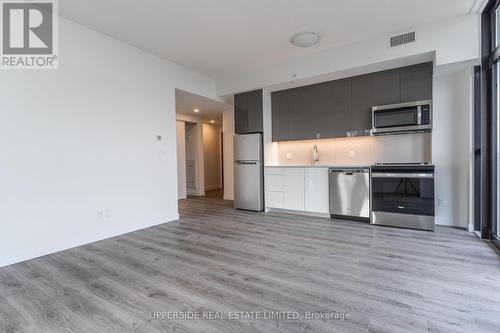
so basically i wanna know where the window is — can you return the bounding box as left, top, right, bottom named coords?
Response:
left=496, top=8, right=500, bottom=47
left=480, top=0, right=500, bottom=245
left=494, top=63, right=500, bottom=240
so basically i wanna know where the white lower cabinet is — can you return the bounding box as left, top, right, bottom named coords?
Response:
left=283, top=168, right=305, bottom=210
left=266, top=167, right=329, bottom=215
left=305, top=168, right=330, bottom=213
left=265, top=168, right=284, bottom=209
left=266, top=174, right=284, bottom=192
left=266, top=191, right=284, bottom=208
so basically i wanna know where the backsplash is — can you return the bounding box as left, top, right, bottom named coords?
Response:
left=276, top=133, right=432, bottom=166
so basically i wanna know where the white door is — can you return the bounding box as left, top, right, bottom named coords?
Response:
left=176, top=121, right=187, bottom=199
left=305, top=168, right=329, bottom=213
left=284, top=168, right=305, bottom=211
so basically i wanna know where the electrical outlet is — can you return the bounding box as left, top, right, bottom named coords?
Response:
left=438, top=199, right=444, bottom=207
left=97, top=210, right=104, bottom=219
left=105, top=208, right=112, bottom=218
left=285, top=152, right=292, bottom=160
left=349, top=150, right=356, bottom=159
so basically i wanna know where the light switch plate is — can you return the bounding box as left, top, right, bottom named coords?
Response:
left=285, top=152, right=292, bottom=160
left=349, top=150, right=355, bottom=159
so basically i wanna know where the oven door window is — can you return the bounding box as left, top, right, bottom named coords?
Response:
left=372, top=177, right=434, bottom=216
left=374, top=108, right=418, bottom=128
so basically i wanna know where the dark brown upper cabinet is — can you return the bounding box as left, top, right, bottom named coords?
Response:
left=350, top=69, right=401, bottom=132
left=400, top=63, right=433, bottom=102
left=271, top=62, right=433, bottom=142
left=234, top=89, right=263, bottom=134
left=271, top=90, right=290, bottom=142
left=308, top=80, right=352, bottom=139
left=350, top=76, right=373, bottom=134
left=288, top=87, right=311, bottom=140
left=371, top=70, right=401, bottom=106
left=308, top=82, right=335, bottom=139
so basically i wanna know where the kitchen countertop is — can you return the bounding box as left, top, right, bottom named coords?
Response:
left=265, top=165, right=371, bottom=168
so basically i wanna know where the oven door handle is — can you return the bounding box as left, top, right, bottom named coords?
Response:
left=371, top=173, right=434, bottom=178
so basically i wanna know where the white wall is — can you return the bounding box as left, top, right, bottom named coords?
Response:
left=0, top=17, right=217, bottom=268
left=217, top=14, right=480, bottom=96
left=433, top=68, right=472, bottom=228
left=176, top=121, right=187, bottom=199
left=222, top=108, right=235, bottom=200
left=203, top=123, right=222, bottom=191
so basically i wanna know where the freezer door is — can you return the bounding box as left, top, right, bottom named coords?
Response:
left=234, top=133, right=262, bottom=162
left=234, top=161, right=263, bottom=211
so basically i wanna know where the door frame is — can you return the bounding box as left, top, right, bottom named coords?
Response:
left=480, top=0, right=500, bottom=247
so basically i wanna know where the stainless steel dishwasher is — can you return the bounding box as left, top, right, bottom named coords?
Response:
left=329, top=168, right=370, bottom=222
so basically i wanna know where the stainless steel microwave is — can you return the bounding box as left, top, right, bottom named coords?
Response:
left=372, top=100, right=432, bottom=135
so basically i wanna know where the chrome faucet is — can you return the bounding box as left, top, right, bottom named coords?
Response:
left=313, top=144, right=319, bottom=165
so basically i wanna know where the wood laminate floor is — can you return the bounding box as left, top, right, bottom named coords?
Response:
left=1, top=196, right=500, bottom=333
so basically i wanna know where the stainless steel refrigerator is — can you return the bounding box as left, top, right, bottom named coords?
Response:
left=234, top=133, right=264, bottom=211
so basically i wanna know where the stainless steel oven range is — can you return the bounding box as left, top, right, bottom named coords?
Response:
left=370, top=163, right=435, bottom=231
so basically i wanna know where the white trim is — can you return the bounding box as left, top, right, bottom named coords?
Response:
left=187, top=190, right=205, bottom=196
left=469, top=67, right=476, bottom=233
left=267, top=208, right=330, bottom=219
left=470, top=0, right=489, bottom=14
left=435, top=218, right=468, bottom=229
left=435, top=217, right=454, bottom=226
left=205, top=185, right=222, bottom=191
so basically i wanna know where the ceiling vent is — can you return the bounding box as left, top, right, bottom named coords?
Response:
left=390, top=32, right=415, bottom=47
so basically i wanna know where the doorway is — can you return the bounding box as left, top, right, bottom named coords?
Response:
left=175, top=89, right=232, bottom=203
left=202, top=122, right=224, bottom=200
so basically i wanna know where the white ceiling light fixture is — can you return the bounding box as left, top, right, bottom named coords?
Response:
left=194, top=109, right=199, bottom=113
left=291, top=31, right=321, bottom=48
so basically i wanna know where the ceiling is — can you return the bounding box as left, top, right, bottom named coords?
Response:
left=60, top=0, right=479, bottom=81
left=176, top=89, right=229, bottom=124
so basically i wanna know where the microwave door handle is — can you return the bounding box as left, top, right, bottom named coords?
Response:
left=417, top=106, right=422, bottom=125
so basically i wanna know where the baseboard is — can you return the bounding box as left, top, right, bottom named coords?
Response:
left=205, top=185, right=222, bottom=191
left=187, top=190, right=205, bottom=196
left=223, top=194, right=234, bottom=201
left=267, top=208, right=330, bottom=219
left=435, top=217, right=468, bottom=229
left=0, top=214, right=180, bottom=269
left=434, top=217, right=454, bottom=226
left=468, top=223, right=475, bottom=232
